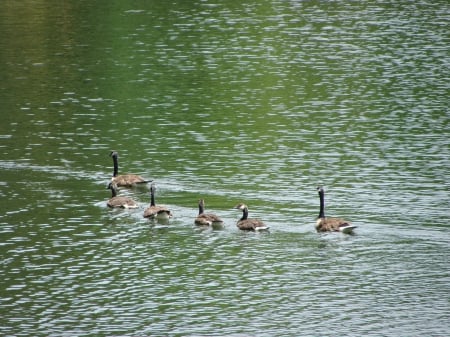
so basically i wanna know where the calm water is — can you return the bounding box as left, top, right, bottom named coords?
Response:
left=1, top=1, right=449, bottom=336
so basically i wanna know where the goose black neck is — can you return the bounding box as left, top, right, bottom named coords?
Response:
left=318, top=190, right=325, bottom=218
left=241, top=207, right=249, bottom=220
left=111, top=153, right=119, bottom=177
left=109, top=184, right=118, bottom=198
left=150, top=186, right=156, bottom=207
left=198, top=202, right=205, bottom=215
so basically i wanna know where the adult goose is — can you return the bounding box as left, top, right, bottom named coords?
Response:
left=143, top=183, right=172, bottom=220
left=110, top=151, right=152, bottom=187
left=316, top=186, right=356, bottom=234
left=107, top=182, right=138, bottom=209
left=195, top=199, right=224, bottom=227
left=234, top=203, right=269, bottom=231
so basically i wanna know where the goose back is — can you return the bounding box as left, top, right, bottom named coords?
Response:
left=143, top=183, right=172, bottom=220
left=234, top=203, right=268, bottom=231
left=195, top=199, right=223, bottom=226
left=107, top=182, right=138, bottom=209
left=110, top=151, right=151, bottom=187
left=316, top=186, right=356, bottom=233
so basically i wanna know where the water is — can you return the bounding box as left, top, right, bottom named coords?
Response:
left=1, top=1, right=449, bottom=336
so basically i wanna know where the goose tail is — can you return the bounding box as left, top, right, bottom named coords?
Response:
left=339, top=224, right=357, bottom=234
left=134, top=179, right=153, bottom=184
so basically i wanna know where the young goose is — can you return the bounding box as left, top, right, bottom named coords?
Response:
left=110, top=151, right=152, bottom=187
left=143, top=183, right=172, bottom=220
left=316, top=186, right=357, bottom=234
left=195, top=199, right=224, bottom=227
left=107, top=182, right=138, bottom=209
left=234, top=203, right=269, bottom=231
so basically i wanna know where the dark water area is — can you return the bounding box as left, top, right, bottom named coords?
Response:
left=1, top=1, right=449, bottom=336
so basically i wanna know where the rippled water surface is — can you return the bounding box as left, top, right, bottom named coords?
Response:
left=1, top=1, right=449, bottom=336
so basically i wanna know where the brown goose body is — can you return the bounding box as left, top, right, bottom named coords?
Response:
left=110, top=151, right=151, bottom=187
left=316, top=187, right=356, bottom=234
left=112, top=174, right=149, bottom=188
left=234, top=203, right=269, bottom=231
left=316, top=217, right=352, bottom=232
left=144, top=205, right=172, bottom=219
left=107, top=182, right=138, bottom=209
left=143, top=183, right=172, bottom=220
left=195, top=199, right=224, bottom=227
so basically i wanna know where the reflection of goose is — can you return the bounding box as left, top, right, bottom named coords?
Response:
left=316, top=186, right=356, bottom=234
left=234, top=203, right=269, bottom=231
left=107, top=182, right=138, bottom=209
left=110, top=151, right=152, bottom=187
left=143, top=183, right=172, bottom=220
left=195, top=199, right=224, bottom=227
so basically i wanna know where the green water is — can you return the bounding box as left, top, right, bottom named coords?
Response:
left=1, top=1, right=449, bottom=336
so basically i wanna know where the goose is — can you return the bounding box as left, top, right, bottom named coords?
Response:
left=110, top=151, right=152, bottom=187
left=195, top=199, right=224, bottom=227
left=143, top=183, right=172, bottom=220
left=106, top=182, right=138, bottom=209
left=316, top=186, right=357, bottom=234
left=234, top=203, right=269, bottom=231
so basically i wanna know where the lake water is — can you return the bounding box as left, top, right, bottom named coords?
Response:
left=1, top=1, right=449, bottom=336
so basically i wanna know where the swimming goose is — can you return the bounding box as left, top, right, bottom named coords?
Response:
left=195, top=199, right=224, bottom=227
left=110, top=151, right=152, bottom=187
left=107, top=182, right=138, bottom=209
left=234, top=203, right=269, bottom=231
left=316, top=186, right=356, bottom=234
left=143, top=183, right=172, bottom=220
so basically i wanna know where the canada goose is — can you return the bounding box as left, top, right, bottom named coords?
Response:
left=107, top=182, right=138, bottom=209
left=234, top=203, right=269, bottom=231
left=316, top=186, right=356, bottom=234
left=195, top=199, right=224, bottom=227
left=143, top=183, right=172, bottom=220
left=110, top=151, right=152, bottom=187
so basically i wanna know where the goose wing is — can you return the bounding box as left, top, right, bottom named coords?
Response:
left=107, top=196, right=138, bottom=209
left=144, top=205, right=172, bottom=219
left=112, top=174, right=150, bottom=187
left=237, top=218, right=268, bottom=231
left=316, top=217, right=353, bottom=232
left=195, top=213, right=223, bottom=226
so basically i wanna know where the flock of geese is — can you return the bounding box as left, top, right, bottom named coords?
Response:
left=106, top=151, right=357, bottom=234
